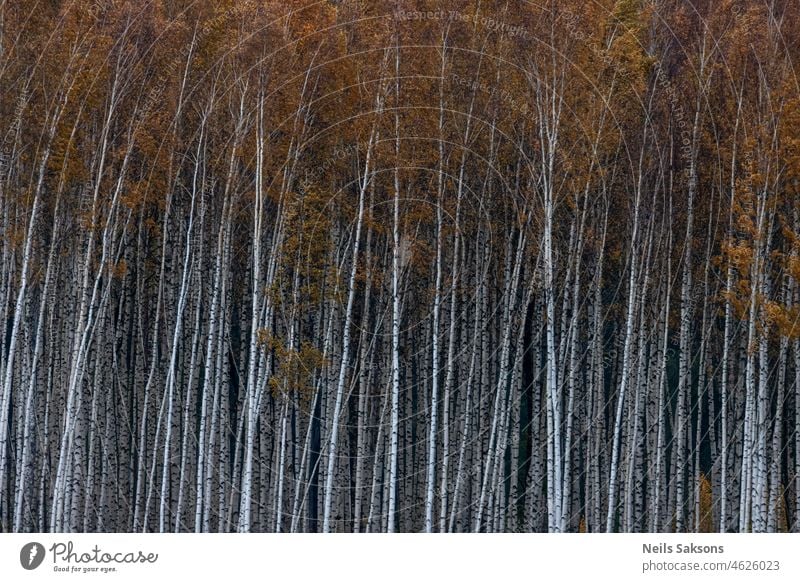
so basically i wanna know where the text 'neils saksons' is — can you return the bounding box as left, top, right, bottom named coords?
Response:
left=643, top=543, right=724, bottom=554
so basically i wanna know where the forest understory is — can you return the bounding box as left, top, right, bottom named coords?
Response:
left=1, top=0, right=800, bottom=533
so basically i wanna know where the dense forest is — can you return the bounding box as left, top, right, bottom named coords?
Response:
left=1, top=0, right=799, bottom=533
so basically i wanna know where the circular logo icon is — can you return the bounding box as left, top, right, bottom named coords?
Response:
left=20, top=542, right=46, bottom=570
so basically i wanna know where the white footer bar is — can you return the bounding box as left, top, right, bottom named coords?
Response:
left=2, top=533, right=798, bottom=581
